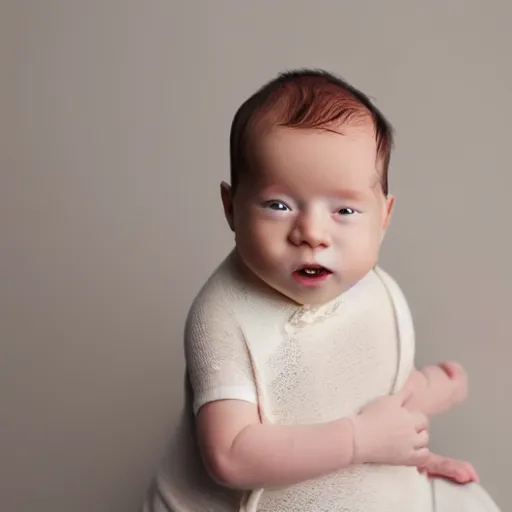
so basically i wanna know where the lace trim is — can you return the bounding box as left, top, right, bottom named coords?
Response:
left=284, top=296, right=343, bottom=333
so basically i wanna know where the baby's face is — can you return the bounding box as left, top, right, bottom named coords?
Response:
left=223, top=123, right=394, bottom=305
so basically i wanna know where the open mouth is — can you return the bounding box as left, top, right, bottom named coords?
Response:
left=292, top=265, right=332, bottom=285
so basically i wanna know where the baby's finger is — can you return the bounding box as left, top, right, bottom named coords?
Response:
left=393, top=388, right=412, bottom=405
left=466, top=463, right=480, bottom=483
left=454, top=468, right=474, bottom=484
left=414, top=448, right=430, bottom=466
left=412, top=411, right=429, bottom=433
left=414, top=430, right=430, bottom=449
left=439, top=361, right=463, bottom=378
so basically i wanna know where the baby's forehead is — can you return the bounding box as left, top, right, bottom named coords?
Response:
left=251, top=122, right=379, bottom=166
left=242, top=124, right=381, bottom=192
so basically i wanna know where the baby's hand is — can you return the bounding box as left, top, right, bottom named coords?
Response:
left=422, top=361, right=468, bottom=412
left=351, top=391, right=430, bottom=467
left=418, top=453, right=479, bottom=484
left=438, top=361, right=468, bottom=407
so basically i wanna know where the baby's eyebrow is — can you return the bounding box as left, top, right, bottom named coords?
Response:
left=331, top=188, right=369, bottom=201
left=258, top=184, right=289, bottom=195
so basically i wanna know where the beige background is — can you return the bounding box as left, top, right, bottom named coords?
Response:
left=1, top=1, right=510, bottom=511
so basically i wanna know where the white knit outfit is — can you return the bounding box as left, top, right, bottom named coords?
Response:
left=143, top=251, right=501, bottom=512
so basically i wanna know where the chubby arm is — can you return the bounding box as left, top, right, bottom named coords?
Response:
left=402, top=361, right=468, bottom=417
left=196, top=392, right=429, bottom=490
left=196, top=400, right=356, bottom=489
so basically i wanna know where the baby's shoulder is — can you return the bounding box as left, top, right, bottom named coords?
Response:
left=372, top=265, right=409, bottom=303
left=345, top=266, right=405, bottom=305
left=190, top=250, right=246, bottom=310
left=186, top=253, right=242, bottom=322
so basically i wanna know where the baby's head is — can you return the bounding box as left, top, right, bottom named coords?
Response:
left=221, top=69, right=395, bottom=306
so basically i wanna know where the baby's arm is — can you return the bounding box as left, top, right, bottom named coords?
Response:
left=196, top=391, right=429, bottom=490
left=196, top=399, right=355, bottom=489
left=402, top=361, right=468, bottom=417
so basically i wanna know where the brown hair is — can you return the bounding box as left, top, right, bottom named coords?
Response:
left=229, top=69, right=394, bottom=196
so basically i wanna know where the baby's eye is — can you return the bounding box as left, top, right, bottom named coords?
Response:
left=265, top=201, right=290, bottom=211
left=338, top=207, right=356, bottom=215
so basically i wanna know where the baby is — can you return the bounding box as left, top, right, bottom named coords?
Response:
left=143, top=69, right=500, bottom=511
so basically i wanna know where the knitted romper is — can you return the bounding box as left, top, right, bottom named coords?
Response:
left=143, top=251, right=501, bottom=512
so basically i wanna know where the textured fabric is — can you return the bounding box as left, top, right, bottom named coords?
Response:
left=432, top=479, right=501, bottom=512
left=184, top=266, right=259, bottom=415
left=143, top=251, right=501, bottom=512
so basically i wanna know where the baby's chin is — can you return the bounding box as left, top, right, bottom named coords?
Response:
left=267, top=276, right=349, bottom=307
left=285, top=288, right=344, bottom=307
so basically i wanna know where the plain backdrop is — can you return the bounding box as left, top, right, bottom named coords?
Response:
left=1, top=1, right=510, bottom=511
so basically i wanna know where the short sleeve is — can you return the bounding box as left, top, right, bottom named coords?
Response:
left=184, top=289, right=258, bottom=416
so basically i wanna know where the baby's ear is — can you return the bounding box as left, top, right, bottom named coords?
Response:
left=381, top=194, right=395, bottom=239
left=220, top=181, right=235, bottom=231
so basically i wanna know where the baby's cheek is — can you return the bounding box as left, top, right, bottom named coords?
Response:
left=349, top=237, right=380, bottom=267
left=238, top=231, right=283, bottom=269
left=253, top=224, right=288, bottom=250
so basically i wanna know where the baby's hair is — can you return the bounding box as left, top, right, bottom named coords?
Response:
left=229, top=68, right=394, bottom=196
